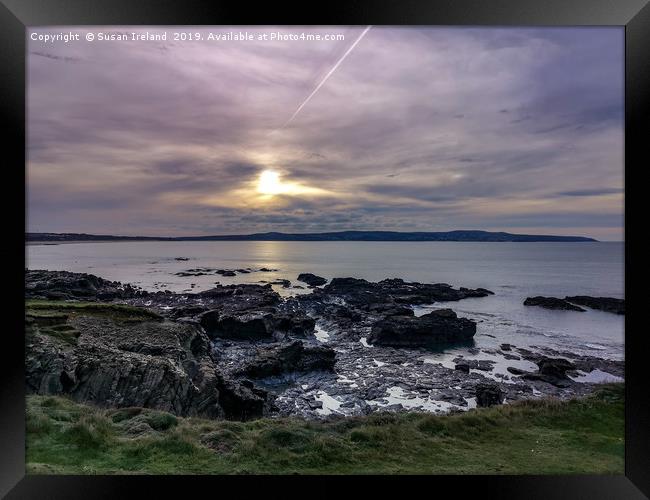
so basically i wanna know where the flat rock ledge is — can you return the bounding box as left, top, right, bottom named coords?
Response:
left=524, top=295, right=624, bottom=314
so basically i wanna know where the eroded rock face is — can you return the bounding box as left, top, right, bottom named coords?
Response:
left=564, top=296, right=624, bottom=315
left=523, top=296, right=586, bottom=312
left=25, top=308, right=270, bottom=420
left=367, top=309, right=476, bottom=347
left=238, top=341, right=336, bottom=378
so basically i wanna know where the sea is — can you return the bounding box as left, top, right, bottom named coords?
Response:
left=26, top=241, right=625, bottom=361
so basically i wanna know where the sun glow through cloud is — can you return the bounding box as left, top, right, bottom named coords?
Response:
left=254, top=169, right=330, bottom=199
left=257, top=170, right=286, bottom=195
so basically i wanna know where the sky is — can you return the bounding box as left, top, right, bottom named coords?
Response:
left=27, top=26, right=624, bottom=240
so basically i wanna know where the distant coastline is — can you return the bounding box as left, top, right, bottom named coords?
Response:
left=26, top=230, right=598, bottom=243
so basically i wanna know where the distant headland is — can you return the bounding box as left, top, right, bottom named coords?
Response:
left=26, top=230, right=598, bottom=243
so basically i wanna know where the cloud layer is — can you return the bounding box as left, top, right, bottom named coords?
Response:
left=27, top=27, right=624, bottom=240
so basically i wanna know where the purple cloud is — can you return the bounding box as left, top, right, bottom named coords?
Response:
left=27, top=26, right=623, bottom=240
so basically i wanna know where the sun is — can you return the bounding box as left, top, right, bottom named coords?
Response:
left=257, top=170, right=286, bottom=195
left=253, top=169, right=329, bottom=200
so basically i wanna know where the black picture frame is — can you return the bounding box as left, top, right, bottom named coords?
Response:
left=1, top=0, right=647, bottom=497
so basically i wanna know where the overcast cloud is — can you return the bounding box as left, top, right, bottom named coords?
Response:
left=27, top=26, right=624, bottom=240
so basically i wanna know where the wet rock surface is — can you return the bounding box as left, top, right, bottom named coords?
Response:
left=25, top=269, right=624, bottom=420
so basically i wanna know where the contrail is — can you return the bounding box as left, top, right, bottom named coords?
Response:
left=282, top=25, right=372, bottom=128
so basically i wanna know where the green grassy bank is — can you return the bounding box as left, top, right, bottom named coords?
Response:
left=26, top=384, right=624, bottom=475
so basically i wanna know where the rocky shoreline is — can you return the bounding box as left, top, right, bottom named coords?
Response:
left=25, top=269, right=624, bottom=421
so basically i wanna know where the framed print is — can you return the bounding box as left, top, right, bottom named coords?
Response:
left=1, top=0, right=647, bottom=497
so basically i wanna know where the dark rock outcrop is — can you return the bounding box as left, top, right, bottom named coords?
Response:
left=297, top=273, right=328, bottom=286
left=25, top=306, right=269, bottom=420
left=520, top=357, right=577, bottom=387
left=365, top=303, right=415, bottom=317
left=238, top=341, right=336, bottom=378
left=216, top=269, right=237, bottom=277
left=25, top=269, right=145, bottom=301
left=455, top=363, right=470, bottom=373
left=564, top=296, right=624, bottom=315
left=199, top=309, right=315, bottom=341
left=367, top=309, right=476, bottom=347
left=217, top=378, right=272, bottom=420
left=170, top=305, right=209, bottom=320
left=523, top=296, right=586, bottom=312
left=320, top=278, right=493, bottom=307
left=197, top=284, right=281, bottom=311
left=475, top=383, right=505, bottom=407
left=538, top=357, right=577, bottom=379
left=270, top=314, right=316, bottom=336
left=203, top=312, right=272, bottom=340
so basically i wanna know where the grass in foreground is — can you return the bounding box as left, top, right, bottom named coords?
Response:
left=26, top=384, right=624, bottom=474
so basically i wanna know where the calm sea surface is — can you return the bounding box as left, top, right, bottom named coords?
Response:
left=27, top=241, right=625, bottom=360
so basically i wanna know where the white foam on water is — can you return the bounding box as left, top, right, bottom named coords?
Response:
left=373, top=386, right=458, bottom=413
left=423, top=356, right=457, bottom=371
left=569, top=369, right=623, bottom=384
left=313, top=325, right=330, bottom=343
left=315, top=391, right=343, bottom=415
left=585, top=343, right=608, bottom=351
left=359, top=337, right=373, bottom=348
left=337, top=374, right=358, bottom=388
left=423, top=351, right=538, bottom=385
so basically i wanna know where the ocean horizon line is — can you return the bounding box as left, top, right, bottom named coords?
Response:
left=25, top=229, right=601, bottom=243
